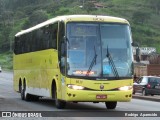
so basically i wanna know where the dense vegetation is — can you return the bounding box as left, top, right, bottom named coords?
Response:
left=0, top=0, right=160, bottom=69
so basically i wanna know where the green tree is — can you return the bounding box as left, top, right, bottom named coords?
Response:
left=84, top=1, right=96, bottom=14
left=23, top=10, right=48, bottom=29
left=0, top=26, right=12, bottom=52
left=148, top=0, right=160, bottom=15
left=132, top=10, right=151, bottom=24
left=1, top=11, right=14, bottom=26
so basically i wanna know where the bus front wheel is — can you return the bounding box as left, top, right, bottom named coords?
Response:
left=105, top=101, right=117, bottom=109
left=53, top=86, right=66, bottom=109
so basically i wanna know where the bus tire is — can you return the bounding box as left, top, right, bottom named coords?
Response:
left=21, top=88, right=32, bottom=101
left=19, top=80, right=22, bottom=93
left=19, top=80, right=25, bottom=100
left=21, top=86, right=31, bottom=101
left=24, top=90, right=39, bottom=101
left=55, top=98, right=66, bottom=109
left=105, top=101, right=117, bottom=109
left=21, top=80, right=38, bottom=101
left=21, top=87, right=25, bottom=100
left=53, top=85, right=66, bottom=109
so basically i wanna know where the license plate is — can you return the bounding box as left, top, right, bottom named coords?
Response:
left=96, top=95, right=107, bottom=99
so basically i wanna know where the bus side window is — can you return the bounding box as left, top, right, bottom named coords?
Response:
left=14, top=37, right=19, bottom=54
left=21, top=35, right=26, bottom=53
left=42, top=26, right=50, bottom=49
left=19, top=36, right=23, bottom=54
left=39, top=29, right=44, bottom=51
left=32, top=30, right=38, bottom=51
left=47, top=23, right=58, bottom=49
left=27, top=32, right=32, bottom=52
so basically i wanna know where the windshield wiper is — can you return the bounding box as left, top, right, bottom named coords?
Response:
left=86, top=46, right=97, bottom=76
left=106, top=46, right=119, bottom=79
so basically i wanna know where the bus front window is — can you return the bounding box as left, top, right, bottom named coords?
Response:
left=66, top=22, right=133, bottom=79
left=101, top=24, right=133, bottom=78
left=66, top=23, right=102, bottom=77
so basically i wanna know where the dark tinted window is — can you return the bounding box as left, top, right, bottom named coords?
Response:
left=157, top=78, right=160, bottom=83
left=14, top=22, right=58, bottom=54
left=148, top=77, right=159, bottom=83
left=155, top=78, right=160, bottom=83
left=14, top=37, right=20, bottom=54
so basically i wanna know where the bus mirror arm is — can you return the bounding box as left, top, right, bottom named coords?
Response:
left=131, top=42, right=139, bottom=47
left=64, top=36, right=70, bottom=46
left=61, top=43, right=66, bottom=56
left=132, top=42, right=141, bottom=62
left=135, top=47, right=141, bottom=62
left=63, top=36, right=66, bottom=42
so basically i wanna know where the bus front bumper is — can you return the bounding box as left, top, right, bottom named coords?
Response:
left=65, top=89, right=132, bottom=102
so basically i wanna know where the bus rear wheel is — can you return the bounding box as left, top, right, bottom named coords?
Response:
left=20, top=85, right=25, bottom=100
left=21, top=89, right=39, bottom=101
left=105, top=101, right=117, bottom=109
left=21, top=86, right=31, bottom=101
left=20, top=82, right=39, bottom=101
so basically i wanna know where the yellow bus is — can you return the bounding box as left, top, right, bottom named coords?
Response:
left=14, top=15, right=133, bottom=109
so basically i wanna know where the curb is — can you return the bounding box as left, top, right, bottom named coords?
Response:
left=132, top=95, right=160, bottom=102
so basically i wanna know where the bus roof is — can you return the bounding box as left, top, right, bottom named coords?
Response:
left=15, top=15, right=129, bottom=37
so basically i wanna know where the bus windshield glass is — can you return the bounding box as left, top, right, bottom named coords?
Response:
left=66, top=22, right=133, bottom=79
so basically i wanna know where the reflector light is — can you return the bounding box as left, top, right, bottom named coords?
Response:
left=147, top=84, right=151, bottom=88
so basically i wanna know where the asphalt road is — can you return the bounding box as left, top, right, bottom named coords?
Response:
left=0, top=71, right=160, bottom=120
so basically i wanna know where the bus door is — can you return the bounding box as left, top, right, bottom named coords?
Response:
left=58, top=21, right=66, bottom=100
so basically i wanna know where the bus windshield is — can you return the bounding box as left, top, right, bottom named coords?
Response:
left=66, top=22, right=133, bottom=79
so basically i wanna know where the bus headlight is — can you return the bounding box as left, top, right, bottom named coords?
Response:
left=118, top=86, right=132, bottom=91
left=67, top=85, right=84, bottom=90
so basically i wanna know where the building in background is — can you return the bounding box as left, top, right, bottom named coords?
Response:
left=133, top=47, right=160, bottom=79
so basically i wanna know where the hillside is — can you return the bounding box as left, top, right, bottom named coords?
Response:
left=0, top=0, right=160, bottom=69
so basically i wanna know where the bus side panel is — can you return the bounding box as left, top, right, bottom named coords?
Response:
left=13, top=49, right=61, bottom=98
